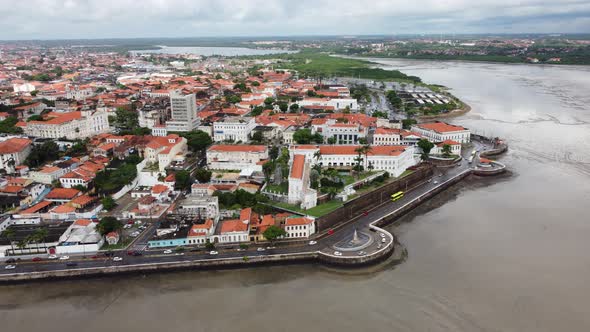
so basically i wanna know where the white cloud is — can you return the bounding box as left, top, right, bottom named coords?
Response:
left=0, top=0, right=588, bottom=39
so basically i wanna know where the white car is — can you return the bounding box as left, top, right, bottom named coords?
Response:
left=380, top=233, right=385, bottom=238
left=381, top=238, right=386, bottom=243
left=357, top=251, right=367, bottom=256
left=175, top=252, right=185, bottom=256
left=48, top=254, right=58, bottom=260
left=257, top=247, right=266, bottom=252
left=237, top=248, right=246, bottom=252
left=333, top=251, right=343, bottom=256
left=209, top=251, right=219, bottom=255
left=163, top=249, right=173, bottom=254
left=433, top=181, right=439, bottom=184
left=266, top=246, right=276, bottom=250
left=112, top=257, right=123, bottom=262
left=308, top=240, right=318, bottom=246
left=4, top=265, right=16, bottom=270
left=59, top=256, right=70, bottom=260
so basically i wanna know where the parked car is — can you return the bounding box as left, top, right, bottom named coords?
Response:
left=333, top=251, right=343, bottom=256
left=257, top=247, right=266, bottom=252
left=308, top=240, right=318, bottom=246
left=112, top=257, right=123, bottom=262
left=59, top=256, right=70, bottom=260
left=327, top=229, right=334, bottom=235
left=209, top=251, right=219, bottom=255
left=163, top=249, right=173, bottom=254
left=5, top=258, right=16, bottom=264
left=4, top=265, right=16, bottom=270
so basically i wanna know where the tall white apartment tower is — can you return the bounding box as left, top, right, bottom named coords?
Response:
left=167, top=89, right=199, bottom=132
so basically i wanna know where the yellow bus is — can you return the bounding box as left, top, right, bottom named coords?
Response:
left=391, top=191, right=404, bottom=201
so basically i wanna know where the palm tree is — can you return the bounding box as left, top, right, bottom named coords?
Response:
left=313, top=150, right=322, bottom=168
left=2, top=228, right=16, bottom=255
left=16, top=239, right=28, bottom=254
left=34, top=228, right=48, bottom=253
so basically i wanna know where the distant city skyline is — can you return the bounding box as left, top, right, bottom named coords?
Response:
left=0, top=0, right=589, bottom=40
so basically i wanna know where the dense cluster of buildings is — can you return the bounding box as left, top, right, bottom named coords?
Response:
left=0, top=45, right=471, bottom=258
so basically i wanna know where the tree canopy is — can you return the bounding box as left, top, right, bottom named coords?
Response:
left=175, top=170, right=192, bottom=190
left=293, top=128, right=323, bottom=144
left=97, top=217, right=122, bottom=236
left=263, top=225, right=287, bottom=243
left=180, top=130, right=213, bottom=152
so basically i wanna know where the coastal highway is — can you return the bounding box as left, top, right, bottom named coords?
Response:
left=0, top=153, right=479, bottom=276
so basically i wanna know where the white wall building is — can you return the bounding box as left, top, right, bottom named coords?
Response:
left=297, top=97, right=358, bottom=111
left=21, top=110, right=109, bottom=140
left=144, top=135, right=188, bottom=172
left=206, top=145, right=268, bottom=171
left=284, top=217, right=316, bottom=239
left=0, top=138, right=32, bottom=174
left=167, top=90, right=199, bottom=132
left=411, top=122, right=470, bottom=144
left=288, top=154, right=317, bottom=209
left=213, top=117, right=256, bottom=142
left=290, top=145, right=417, bottom=177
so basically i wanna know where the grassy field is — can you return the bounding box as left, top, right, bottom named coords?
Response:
left=250, top=50, right=422, bottom=83
left=265, top=182, right=288, bottom=194
left=274, top=200, right=343, bottom=218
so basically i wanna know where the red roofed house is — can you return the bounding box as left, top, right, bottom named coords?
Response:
left=0, top=138, right=32, bottom=174
left=144, top=134, right=188, bottom=172
left=283, top=216, right=316, bottom=239
left=218, top=208, right=253, bottom=243
left=45, top=188, right=82, bottom=203
left=106, top=232, right=120, bottom=245
left=432, top=139, right=462, bottom=156
left=187, top=219, right=215, bottom=245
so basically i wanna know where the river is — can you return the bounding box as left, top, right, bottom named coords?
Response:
left=2, top=59, right=590, bottom=332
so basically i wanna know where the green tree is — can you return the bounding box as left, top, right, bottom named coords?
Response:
left=2, top=228, right=16, bottom=254
left=251, top=131, right=264, bottom=143
left=289, top=103, right=299, bottom=113
left=441, top=144, right=452, bottom=157
left=175, top=170, right=192, bottom=190
left=25, top=141, right=60, bottom=168
left=181, top=130, right=212, bottom=152
left=97, top=217, right=122, bottom=236
left=101, top=196, right=117, bottom=211
left=263, top=225, right=287, bottom=244
left=402, top=118, right=417, bottom=129
left=114, top=107, right=139, bottom=131
left=417, top=139, right=435, bottom=160
left=250, top=106, right=264, bottom=117
left=293, top=128, right=314, bottom=144
left=0, top=116, right=24, bottom=134
left=27, top=114, right=44, bottom=122
left=195, top=168, right=212, bottom=183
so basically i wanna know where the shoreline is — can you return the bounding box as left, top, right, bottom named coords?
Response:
left=417, top=102, right=472, bottom=121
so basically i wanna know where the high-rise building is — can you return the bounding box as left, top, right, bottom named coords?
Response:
left=167, top=90, right=199, bottom=132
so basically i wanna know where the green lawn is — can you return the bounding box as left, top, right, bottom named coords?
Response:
left=248, top=51, right=422, bottom=83
left=273, top=200, right=343, bottom=218
left=265, top=182, right=288, bottom=194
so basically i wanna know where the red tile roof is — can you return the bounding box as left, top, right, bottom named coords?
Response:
left=45, top=188, right=81, bottom=200
left=416, top=122, right=467, bottom=133
left=0, top=138, right=31, bottom=154
left=285, top=217, right=314, bottom=226
left=290, top=154, right=305, bottom=180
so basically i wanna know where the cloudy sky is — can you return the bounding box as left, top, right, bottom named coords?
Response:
left=1, top=0, right=589, bottom=40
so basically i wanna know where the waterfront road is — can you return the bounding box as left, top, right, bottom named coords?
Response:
left=0, top=144, right=488, bottom=276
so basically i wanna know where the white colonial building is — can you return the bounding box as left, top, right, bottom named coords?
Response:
left=411, top=122, right=470, bottom=144
left=284, top=217, right=316, bottom=239
left=288, top=154, right=317, bottom=209
left=297, top=97, right=358, bottom=111
left=213, top=116, right=256, bottom=142
left=290, top=145, right=417, bottom=177
left=206, top=145, right=268, bottom=171
left=144, top=134, right=188, bottom=172
left=20, top=110, right=109, bottom=140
